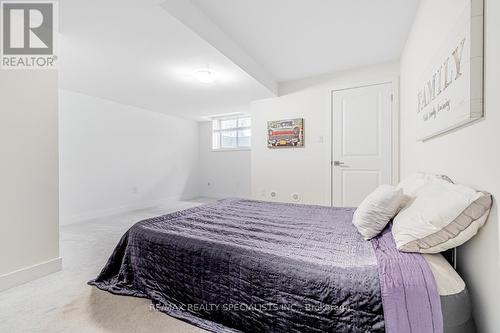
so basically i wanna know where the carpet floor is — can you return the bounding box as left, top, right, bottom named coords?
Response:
left=0, top=199, right=213, bottom=333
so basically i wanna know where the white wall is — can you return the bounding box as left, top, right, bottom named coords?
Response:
left=0, top=71, right=60, bottom=290
left=251, top=61, right=399, bottom=205
left=59, top=90, right=199, bottom=224
left=400, top=0, right=500, bottom=332
left=198, top=121, right=251, bottom=198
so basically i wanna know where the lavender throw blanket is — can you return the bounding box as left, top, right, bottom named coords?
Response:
left=372, top=228, right=443, bottom=333
left=90, top=198, right=442, bottom=333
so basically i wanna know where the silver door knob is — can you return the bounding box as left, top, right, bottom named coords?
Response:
left=333, top=161, right=349, bottom=167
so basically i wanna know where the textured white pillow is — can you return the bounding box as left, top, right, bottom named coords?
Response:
left=397, top=172, right=453, bottom=196
left=352, top=185, right=406, bottom=240
left=393, top=180, right=492, bottom=253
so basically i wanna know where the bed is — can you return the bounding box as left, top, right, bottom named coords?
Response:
left=89, top=198, right=474, bottom=333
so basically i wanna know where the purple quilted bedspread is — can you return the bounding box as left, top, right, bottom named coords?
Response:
left=89, top=198, right=442, bottom=333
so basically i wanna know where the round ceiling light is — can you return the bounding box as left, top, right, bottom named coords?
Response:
left=194, top=69, right=215, bottom=83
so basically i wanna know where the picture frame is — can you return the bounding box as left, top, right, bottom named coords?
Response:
left=267, top=118, right=304, bottom=148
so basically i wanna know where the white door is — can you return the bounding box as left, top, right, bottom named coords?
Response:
left=332, top=83, right=393, bottom=207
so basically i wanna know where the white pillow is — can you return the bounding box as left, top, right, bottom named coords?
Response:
left=393, top=180, right=492, bottom=253
left=397, top=172, right=453, bottom=197
left=352, top=185, right=406, bottom=240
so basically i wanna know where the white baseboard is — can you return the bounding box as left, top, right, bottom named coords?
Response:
left=0, top=257, right=62, bottom=292
left=200, top=192, right=250, bottom=200
left=60, top=194, right=199, bottom=226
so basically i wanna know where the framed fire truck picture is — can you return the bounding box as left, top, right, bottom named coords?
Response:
left=267, top=118, right=304, bottom=148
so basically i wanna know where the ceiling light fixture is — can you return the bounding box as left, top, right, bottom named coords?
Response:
left=194, top=69, right=215, bottom=83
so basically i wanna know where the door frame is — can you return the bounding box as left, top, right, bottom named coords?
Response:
left=329, top=80, right=400, bottom=206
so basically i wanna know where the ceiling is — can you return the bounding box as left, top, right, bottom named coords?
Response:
left=191, top=0, right=420, bottom=82
left=59, top=0, right=273, bottom=120
left=60, top=0, right=419, bottom=120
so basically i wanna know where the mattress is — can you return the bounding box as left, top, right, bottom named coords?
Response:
left=89, top=198, right=469, bottom=333
left=423, top=254, right=476, bottom=333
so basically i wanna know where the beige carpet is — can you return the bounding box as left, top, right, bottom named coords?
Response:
left=40, top=287, right=206, bottom=333
left=0, top=199, right=213, bottom=333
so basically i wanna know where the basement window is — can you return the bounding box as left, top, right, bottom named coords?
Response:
left=212, top=116, right=251, bottom=151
